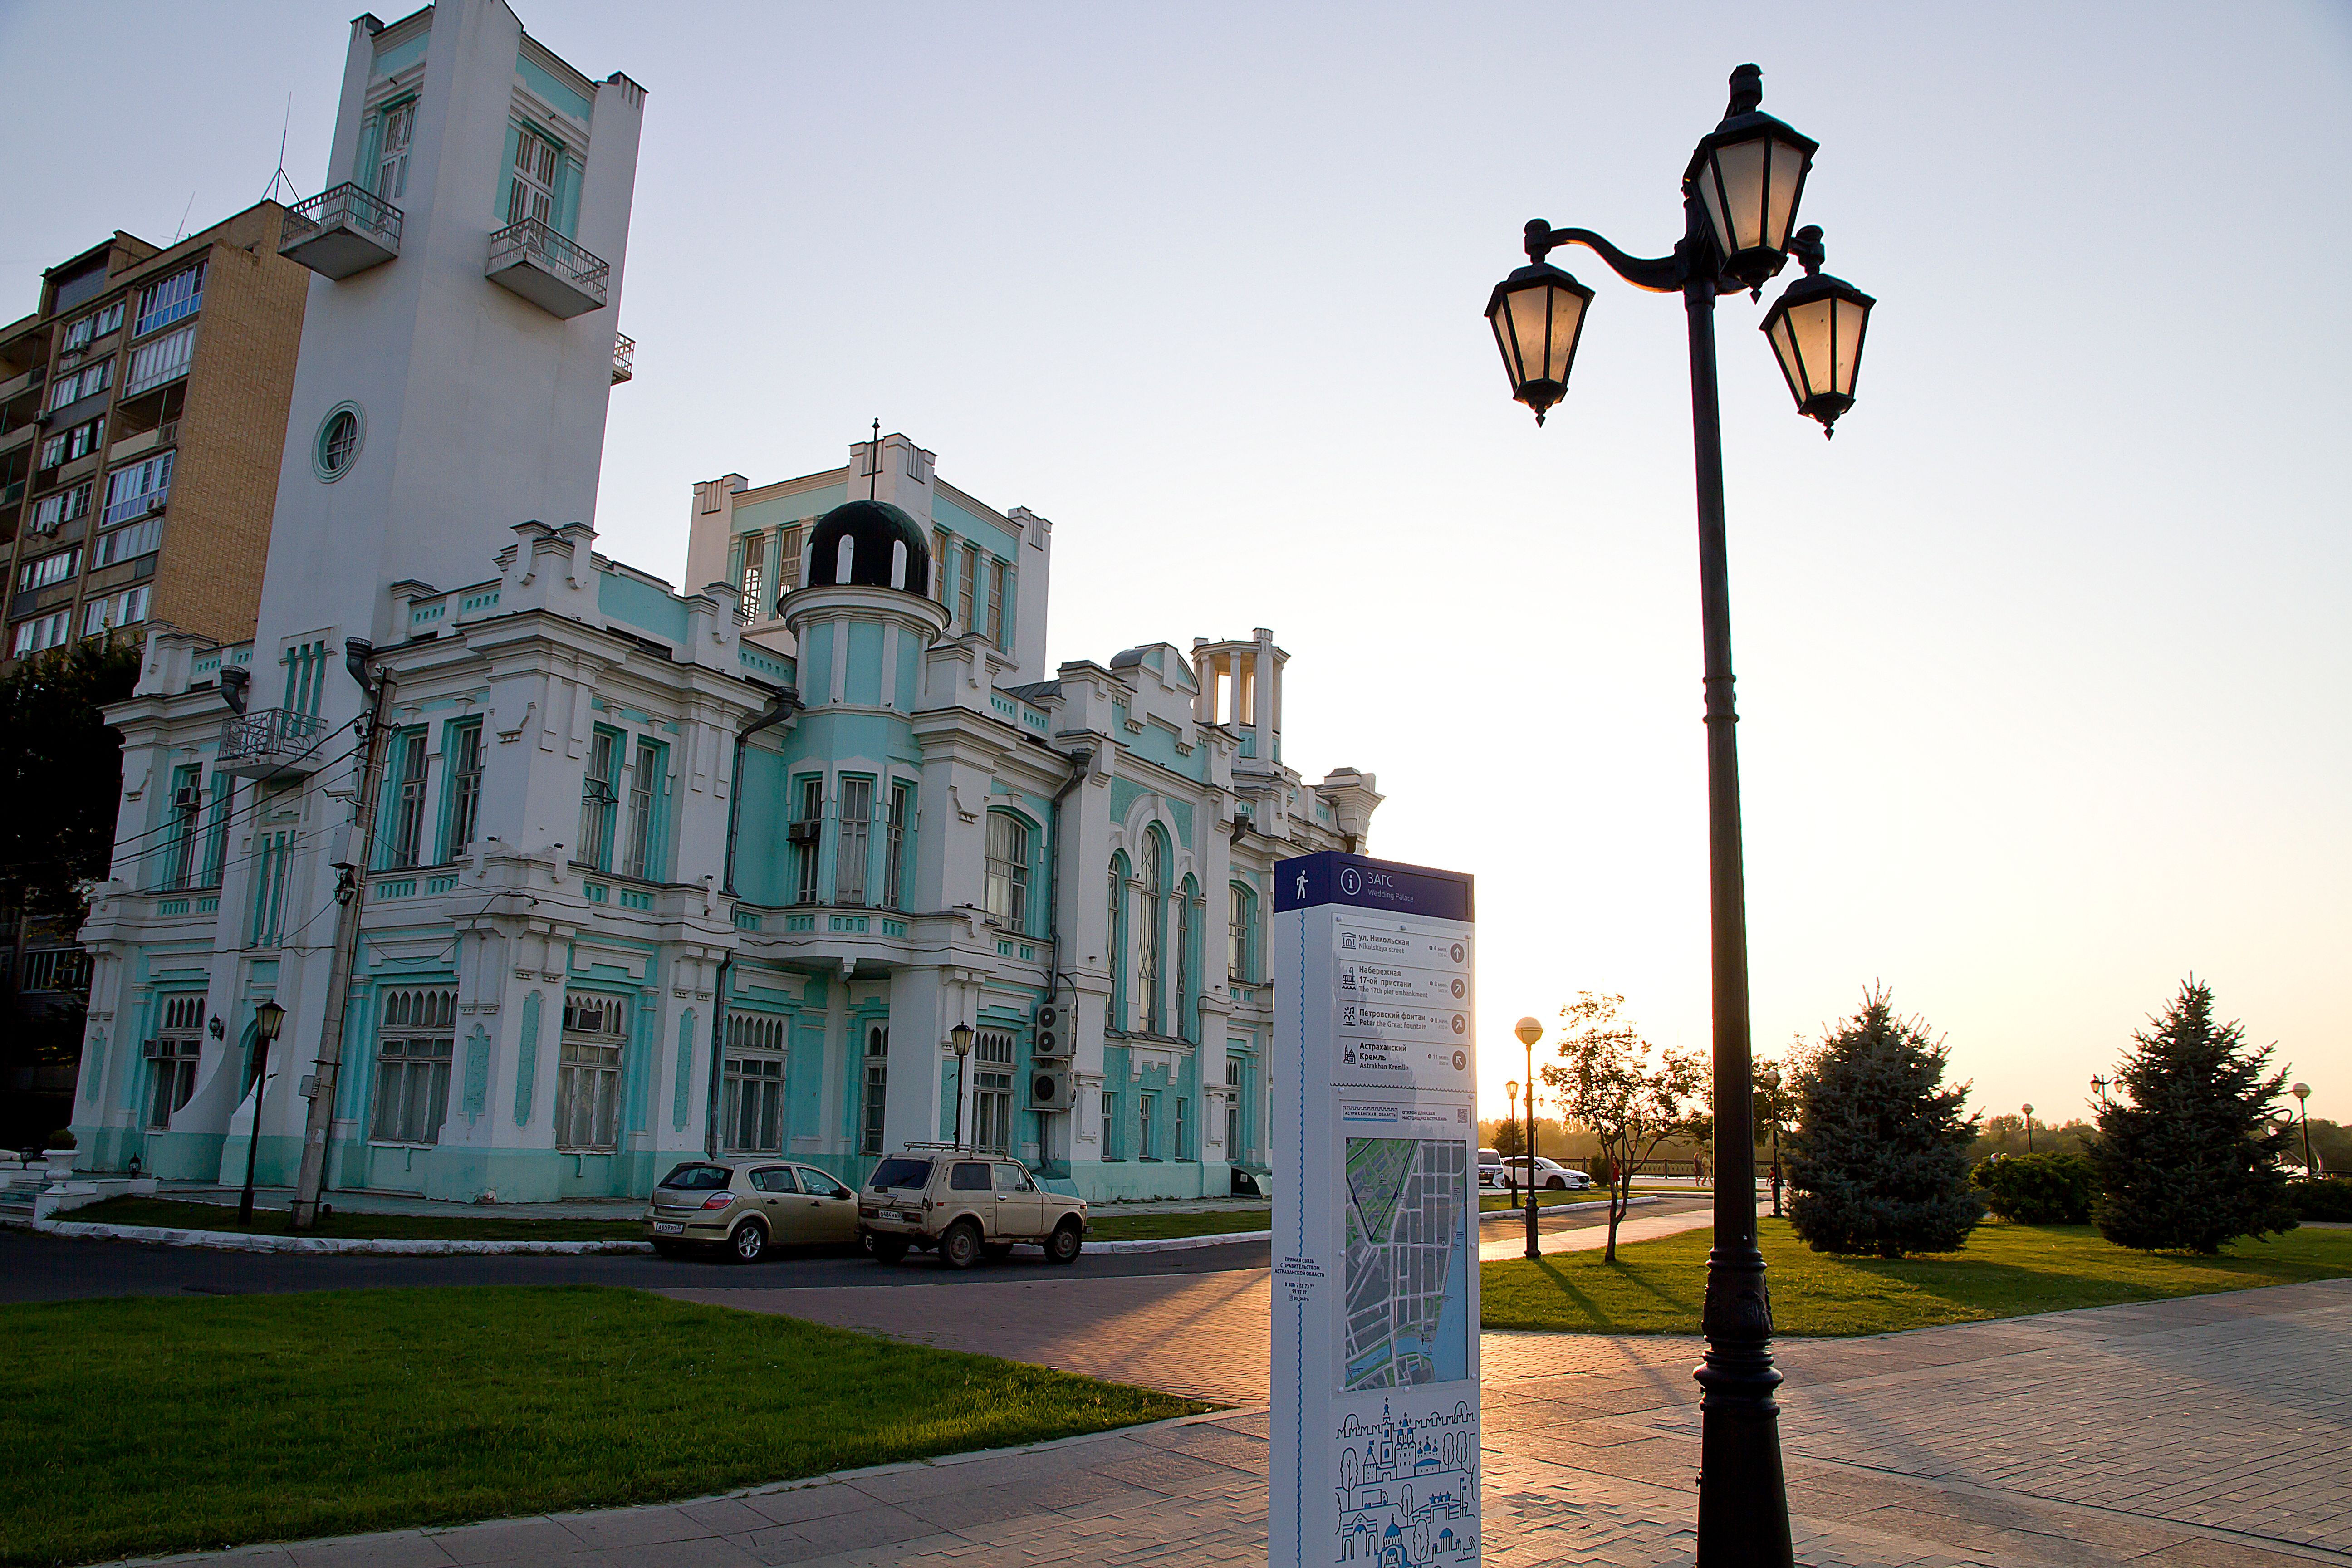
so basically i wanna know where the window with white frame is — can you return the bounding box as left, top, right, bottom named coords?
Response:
left=972, top=1029, right=1015, bottom=1154
left=576, top=729, right=619, bottom=871
left=957, top=542, right=977, bottom=632
left=444, top=721, right=484, bottom=859
left=723, top=1011, right=788, bottom=1152
left=91, top=515, right=161, bottom=570
left=1140, top=834, right=1165, bottom=1034
left=778, top=526, right=802, bottom=594
left=1229, top=885, right=1250, bottom=978
left=1102, top=1088, right=1122, bottom=1159
left=21, top=947, right=89, bottom=993
left=1176, top=1095, right=1188, bottom=1160
left=146, top=993, right=206, bottom=1129
left=738, top=547, right=764, bottom=623
left=860, top=1025, right=888, bottom=1155
left=135, top=261, right=205, bottom=336
left=18, top=548, right=77, bottom=593
left=162, top=763, right=202, bottom=890
left=1139, top=1092, right=1156, bottom=1160
left=931, top=528, right=951, bottom=604
left=374, top=100, right=415, bottom=200
left=102, top=452, right=173, bottom=527
left=372, top=987, right=455, bottom=1145
left=124, top=325, right=195, bottom=396
left=622, top=738, right=665, bottom=881
left=985, top=812, right=1029, bottom=931
left=791, top=776, right=823, bottom=903
left=884, top=782, right=912, bottom=911
left=986, top=558, right=1007, bottom=647
left=29, top=484, right=92, bottom=536
left=40, top=417, right=104, bottom=469
left=506, top=129, right=559, bottom=226
left=46, top=357, right=111, bottom=411
left=12, top=612, right=70, bottom=657
left=81, top=585, right=151, bottom=638
left=1226, top=1057, right=1244, bottom=1156
left=386, top=730, right=428, bottom=868
left=835, top=776, right=872, bottom=906
left=555, top=993, right=626, bottom=1151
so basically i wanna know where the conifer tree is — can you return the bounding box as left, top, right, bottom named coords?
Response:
left=2092, top=978, right=2293, bottom=1253
left=1786, top=988, right=1980, bottom=1256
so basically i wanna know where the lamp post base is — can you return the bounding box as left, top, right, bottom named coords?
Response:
left=1696, top=1246, right=1793, bottom=1566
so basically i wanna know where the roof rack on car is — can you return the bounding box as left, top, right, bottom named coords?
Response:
left=896, top=1141, right=965, bottom=1152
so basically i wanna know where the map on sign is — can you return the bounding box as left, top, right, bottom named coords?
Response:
left=1341, top=1137, right=1470, bottom=1391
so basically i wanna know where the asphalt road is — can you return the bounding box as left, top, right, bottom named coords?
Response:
left=0, top=1227, right=1274, bottom=1303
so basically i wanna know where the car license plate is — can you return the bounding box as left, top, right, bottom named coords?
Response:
left=653, top=1221, right=684, bottom=1235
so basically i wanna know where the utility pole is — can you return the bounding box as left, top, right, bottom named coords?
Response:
left=291, top=645, right=393, bottom=1230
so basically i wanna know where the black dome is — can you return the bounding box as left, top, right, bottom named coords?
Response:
left=805, top=499, right=931, bottom=595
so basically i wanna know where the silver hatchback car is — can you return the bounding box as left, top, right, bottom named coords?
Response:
left=645, top=1159, right=860, bottom=1262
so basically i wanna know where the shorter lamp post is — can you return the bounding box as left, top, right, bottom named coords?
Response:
left=239, top=999, right=286, bottom=1227
left=2022, top=1104, right=2035, bottom=1155
left=1515, top=1017, right=1544, bottom=1259
left=950, top=1023, right=973, bottom=1149
left=2293, top=1083, right=2313, bottom=1177
left=1504, top=1080, right=1520, bottom=1202
left=1757, top=1060, right=1784, bottom=1219
left=2091, top=1075, right=2110, bottom=1110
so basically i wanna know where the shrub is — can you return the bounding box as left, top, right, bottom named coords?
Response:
left=1971, top=1153, right=2094, bottom=1224
left=1786, top=988, right=1982, bottom=1257
left=47, top=1128, right=76, bottom=1151
left=2288, top=1178, right=2352, bottom=1223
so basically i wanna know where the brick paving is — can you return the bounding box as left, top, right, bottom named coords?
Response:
left=127, top=1279, right=2351, bottom=1567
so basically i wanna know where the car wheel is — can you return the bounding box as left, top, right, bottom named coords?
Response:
left=1044, top=1220, right=1083, bottom=1265
left=730, top=1219, right=768, bottom=1264
left=940, top=1220, right=983, bottom=1270
left=870, top=1235, right=909, bottom=1264
left=1547, top=1176, right=1566, bottom=1191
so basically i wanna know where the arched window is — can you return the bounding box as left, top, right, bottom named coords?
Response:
left=1107, top=851, right=1130, bottom=1030
left=985, top=811, right=1031, bottom=932
left=1141, top=830, right=1166, bottom=1035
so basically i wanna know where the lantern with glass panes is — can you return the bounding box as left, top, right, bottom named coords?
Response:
left=1480, top=64, right=1878, bottom=1568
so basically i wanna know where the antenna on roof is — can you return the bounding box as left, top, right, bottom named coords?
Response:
left=869, top=417, right=880, bottom=500
left=260, top=95, right=300, bottom=206
left=171, top=191, right=198, bottom=245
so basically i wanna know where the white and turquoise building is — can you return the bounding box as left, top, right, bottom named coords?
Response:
left=64, top=0, right=1383, bottom=1205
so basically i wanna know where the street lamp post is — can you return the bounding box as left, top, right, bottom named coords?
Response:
left=1484, top=65, right=1874, bottom=1568
left=1515, top=1017, right=1544, bottom=1259
left=1504, top=1079, right=1521, bottom=1203
left=2091, top=1075, right=2110, bottom=1110
left=950, top=1023, right=973, bottom=1150
left=2022, top=1104, right=2034, bottom=1155
left=239, top=999, right=286, bottom=1227
left=2293, top=1083, right=2313, bottom=1177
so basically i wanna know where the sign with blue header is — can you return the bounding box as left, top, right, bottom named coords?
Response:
left=1271, top=851, right=1480, bottom=1568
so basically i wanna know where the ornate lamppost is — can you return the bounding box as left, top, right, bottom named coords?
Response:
left=2022, top=1103, right=2035, bottom=1155
left=2090, top=1074, right=2110, bottom=1109
left=950, top=1022, right=973, bottom=1149
left=1504, top=1078, right=1521, bottom=1202
left=238, top=999, right=286, bottom=1227
left=2293, top=1083, right=2314, bottom=1177
left=1515, top=1016, right=1544, bottom=1259
left=1484, top=64, right=1874, bottom=1568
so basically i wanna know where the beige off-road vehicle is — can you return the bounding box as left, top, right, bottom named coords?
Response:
left=858, top=1145, right=1087, bottom=1269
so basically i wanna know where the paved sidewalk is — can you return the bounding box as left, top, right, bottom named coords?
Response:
left=132, top=1279, right=2352, bottom=1567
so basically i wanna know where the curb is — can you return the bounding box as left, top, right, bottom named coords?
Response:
left=31, top=1220, right=655, bottom=1255
left=1476, top=1194, right=1660, bottom=1225
left=1085, top=1229, right=1271, bottom=1254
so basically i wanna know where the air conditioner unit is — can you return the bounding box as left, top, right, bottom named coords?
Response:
left=1028, top=1066, right=1073, bottom=1111
left=1032, top=1002, right=1068, bottom=1058
left=786, top=819, right=821, bottom=844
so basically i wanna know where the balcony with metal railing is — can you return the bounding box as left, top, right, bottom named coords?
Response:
left=279, top=184, right=404, bottom=279
left=486, top=218, right=608, bottom=319
left=216, top=707, right=330, bottom=778
left=612, top=332, right=634, bottom=384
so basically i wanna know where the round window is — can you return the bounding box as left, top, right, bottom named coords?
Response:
left=313, top=402, right=364, bottom=482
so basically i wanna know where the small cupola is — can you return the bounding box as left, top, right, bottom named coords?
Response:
left=806, top=499, right=931, bottom=595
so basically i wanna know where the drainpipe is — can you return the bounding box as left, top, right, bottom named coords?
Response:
left=707, top=686, right=799, bottom=1156
left=1039, top=747, right=1093, bottom=1173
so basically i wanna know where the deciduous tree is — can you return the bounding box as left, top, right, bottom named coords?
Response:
left=1541, top=992, right=1704, bottom=1261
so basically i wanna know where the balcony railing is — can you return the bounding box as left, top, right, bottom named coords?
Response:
left=612, top=333, right=634, bottom=384
left=216, top=707, right=329, bottom=778
left=279, top=184, right=404, bottom=279
left=485, top=218, right=608, bottom=319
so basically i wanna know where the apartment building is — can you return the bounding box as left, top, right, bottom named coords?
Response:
left=0, top=202, right=310, bottom=663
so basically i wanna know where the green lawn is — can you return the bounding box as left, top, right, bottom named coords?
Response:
left=0, top=1286, right=1202, bottom=1566
left=1480, top=1218, right=2352, bottom=1336
left=1087, top=1209, right=1271, bottom=1240
left=57, top=1195, right=643, bottom=1242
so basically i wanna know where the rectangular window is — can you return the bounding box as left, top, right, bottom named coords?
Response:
left=248, top=818, right=294, bottom=947
left=723, top=1011, right=788, bottom=1153
left=146, top=994, right=206, bottom=1129
left=861, top=1024, right=889, bottom=1155
left=507, top=129, right=559, bottom=226
left=932, top=528, right=951, bottom=603
left=372, top=987, right=455, bottom=1145
left=958, top=543, right=977, bottom=632
left=60, top=314, right=96, bottom=353
left=883, top=782, right=912, bottom=911
left=792, top=776, right=823, bottom=903
left=1229, top=887, right=1247, bottom=978
left=1103, top=1090, right=1122, bottom=1160
left=18, top=548, right=78, bottom=592
left=555, top=993, right=626, bottom=1151
left=21, top=947, right=90, bottom=994
left=444, top=721, right=484, bottom=859
left=836, top=776, right=873, bottom=906
left=29, top=484, right=92, bottom=536
left=47, top=357, right=111, bottom=411
left=1139, top=1093, right=1156, bottom=1160
left=81, top=585, right=150, bottom=638
left=201, top=774, right=232, bottom=887
left=576, top=729, right=620, bottom=871
left=41, top=417, right=105, bottom=469
left=623, top=738, right=664, bottom=880
left=162, top=763, right=203, bottom=890
left=123, top=325, right=195, bottom=396
left=1176, top=1096, right=1188, bottom=1160
left=135, top=261, right=205, bottom=337
left=1226, top=1094, right=1240, bottom=1159
left=973, top=1028, right=1015, bottom=1152
left=738, top=546, right=764, bottom=623
left=374, top=100, right=415, bottom=200
left=91, top=515, right=162, bottom=569
left=12, top=612, right=71, bottom=656
left=779, top=526, right=801, bottom=594
left=985, top=813, right=1029, bottom=932
left=986, top=558, right=1006, bottom=647
left=102, top=453, right=173, bottom=527
left=387, top=730, right=428, bottom=868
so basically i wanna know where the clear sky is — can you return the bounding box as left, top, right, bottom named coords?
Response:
left=4, top=1, right=2345, bottom=1133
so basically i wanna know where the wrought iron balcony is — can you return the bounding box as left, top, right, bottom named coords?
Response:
left=612, top=332, right=634, bottom=384
left=216, top=707, right=329, bottom=778
left=486, top=218, right=609, bottom=319
left=279, top=184, right=404, bottom=279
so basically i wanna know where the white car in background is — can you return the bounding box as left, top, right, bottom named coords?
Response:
left=1499, top=1156, right=1594, bottom=1191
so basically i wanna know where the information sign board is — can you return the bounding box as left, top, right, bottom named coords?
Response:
left=1271, top=851, right=1479, bottom=1568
